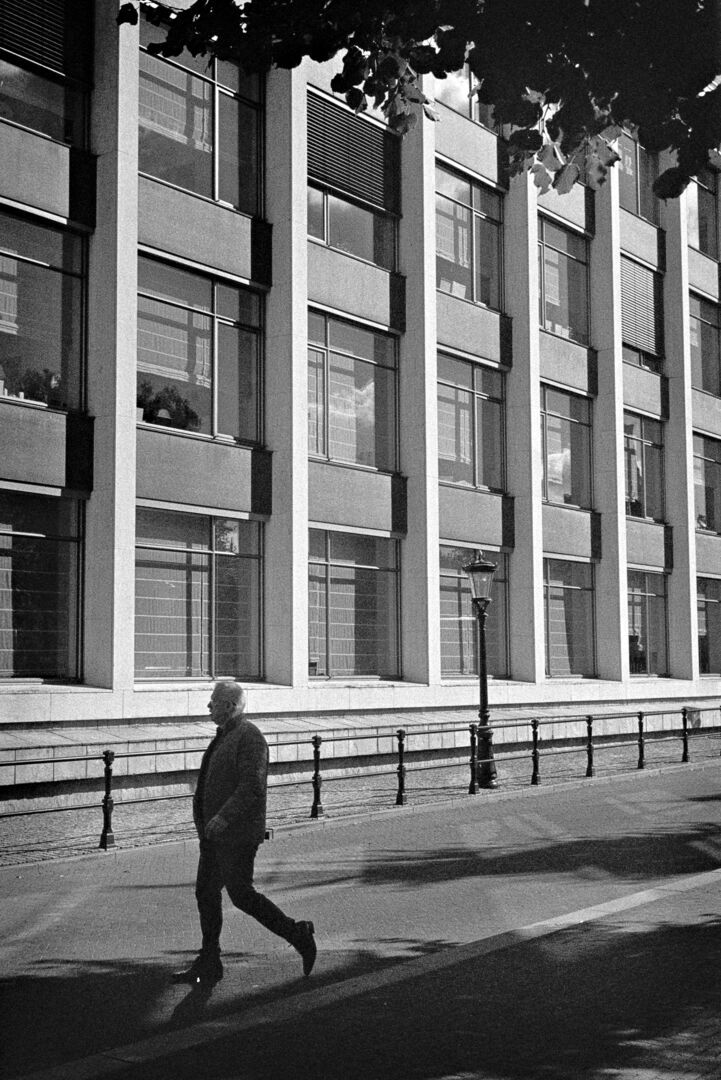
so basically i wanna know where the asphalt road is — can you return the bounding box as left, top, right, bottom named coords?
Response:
left=3, top=763, right=721, bottom=1079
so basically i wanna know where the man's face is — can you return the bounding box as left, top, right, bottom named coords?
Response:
left=208, top=688, right=234, bottom=728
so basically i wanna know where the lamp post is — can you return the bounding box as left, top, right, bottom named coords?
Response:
left=464, top=553, right=498, bottom=789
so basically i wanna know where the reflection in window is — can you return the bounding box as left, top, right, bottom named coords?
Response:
left=687, top=168, right=718, bottom=259
left=0, top=58, right=86, bottom=144
left=690, top=293, right=721, bottom=396
left=439, top=545, right=508, bottom=677
left=544, top=559, right=595, bottom=677
left=0, top=211, right=83, bottom=410
left=437, top=354, right=504, bottom=489
left=430, top=66, right=497, bottom=129
left=698, top=577, right=721, bottom=674
left=538, top=217, right=589, bottom=344
left=307, top=185, right=395, bottom=269
left=541, top=386, right=592, bottom=507
left=308, top=311, right=396, bottom=470
left=436, top=165, right=502, bottom=309
left=0, top=492, right=81, bottom=680
left=617, top=132, right=658, bottom=223
left=136, top=256, right=261, bottom=439
left=135, top=509, right=261, bottom=678
left=628, top=569, right=667, bottom=675
left=693, top=434, right=721, bottom=533
left=308, top=529, right=399, bottom=678
left=624, top=413, right=664, bottom=521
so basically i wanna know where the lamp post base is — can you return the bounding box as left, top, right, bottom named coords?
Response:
left=476, top=725, right=498, bottom=789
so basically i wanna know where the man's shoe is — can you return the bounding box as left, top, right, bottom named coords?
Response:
left=293, top=920, right=317, bottom=977
left=171, top=955, right=223, bottom=987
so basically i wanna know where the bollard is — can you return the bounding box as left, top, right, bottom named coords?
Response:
left=99, top=749, right=116, bottom=850
left=681, top=706, right=689, bottom=763
left=531, top=719, right=540, bottom=786
left=637, top=711, right=645, bottom=770
left=585, top=715, right=595, bottom=777
left=310, top=735, right=324, bottom=818
left=468, top=723, right=479, bottom=795
left=395, top=728, right=407, bottom=806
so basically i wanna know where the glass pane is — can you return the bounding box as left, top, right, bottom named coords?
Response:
left=440, top=573, right=477, bottom=674
left=0, top=533, right=79, bottom=678
left=373, top=212, right=395, bottom=270
left=438, top=354, right=472, bottom=389
left=698, top=578, right=721, bottom=673
left=474, top=215, right=500, bottom=309
left=217, top=323, right=258, bottom=439
left=308, top=347, right=326, bottom=457
left=545, top=561, right=594, bottom=676
left=308, top=563, right=327, bottom=675
left=0, top=211, right=82, bottom=274
left=618, top=133, right=637, bottom=214
left=543, top=221, right=587, bottom=262
left=308, top=186, right=325, bottom=240
left=327, top=565, right=398, bottom=676
left=474, top=186, right=501, bottom=220
left=643, top=444, right=664, bottom=519
left=326, top=352, right=395, bottom=469
left=638, top=145, right=658, bottom=223
left=474, top=366, right=502, bottom=398
left=697, top=184, right=718, bottom=259
left=136, top=508, right=209, bottom=549
left=218, top=93, right=258, bottom=214
left=330, top=532, right=395, bottom=569
left=328, top=194, right=375, bottom=263
left=0, top=492, right=77, bottom=538
left=308, top=529, right=326, bottom=560
left=431, top=69, right=472, bottom=116
left=436, top=195, right=473, bottom=300
left=477, top=395, right=503, bottom=489
left=138, top=257, right=212, bottom=311
left=308, top=311, right=326, bottom=346
left=137, top=297, right=211, bottom=433
left=134, top=547, right=209, bottom=676
left=0, top=257, right=82, bottom=409
left=436, top=166, right=473, bottom=205
left=215, top=284, right=259, bottom=326
left=139, top=52, right=213, bottom=198
left=214, top=553, right=260, bottom=676
left=437, top=383, right=473, bottom=485
left=0, top=59, right=84, bottom=145
left=328, top=319, right=378, bottom=363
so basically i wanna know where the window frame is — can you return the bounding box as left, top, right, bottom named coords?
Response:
left=693, top=433, right=721, bottom=533
left=439, top=544, right=509, bottom=678
left=538, top=216, right=590, bottom=345
left=690, top=292, right=721, bottom=397
left=623, top=411, right=665, bottom=522
left=627, top=568, right=668, bottom=676
left=687, top=168, right=719, bottom=260
left=697, top=576, right=721, bottom=675
left=540, top=385, right=592, bottom=509
left=617, top=131, right=659, bottom=224
left=430, top=65, right=498, bottom=130
left=307, top=182, right=397, bottom=270
left=543, top=557, right=596, bottom=678
left=435, top=163, right=504, bottom=311
left=436, top=353, right=505, bottom=492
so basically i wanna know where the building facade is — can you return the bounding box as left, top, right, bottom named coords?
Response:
left=1, top=1, right=721, bottom=763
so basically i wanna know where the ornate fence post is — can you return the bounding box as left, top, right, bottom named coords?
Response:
left=310, top=735, right=324, bottom=818
left=637, top=711, right=645, bottom=770
left=99, top=750, right=116, bottom=850
left=681, top=707, right=689, bottom=763
left=468, top=723, right=479, bottom=795
left=531, top=719, right=540, bottom=786
left=395, top=728, right=407, bottom=806
left=585, top=715, right=595, bottom=778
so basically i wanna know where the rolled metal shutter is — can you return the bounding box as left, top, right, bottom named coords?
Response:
left=307, top=91, right=400, bottom=214
left=621, top=256, right=663, bottom=356
left=0, top=0, right=90, bottom=78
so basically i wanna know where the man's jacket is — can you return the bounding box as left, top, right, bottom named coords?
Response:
left=193, top=716, right=268, bottom=847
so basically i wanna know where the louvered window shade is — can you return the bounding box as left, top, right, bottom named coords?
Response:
left=307, top=93, right=400, bottom=214
left=0, top=0, right=90, bottom=78
left=621, top=256, right=663, bottom=356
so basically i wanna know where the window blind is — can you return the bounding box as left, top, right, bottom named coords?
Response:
left=621, top=256, right=663, bottom=356
left=307, top=92, right=400, bottom=214
left=0, top=0, right=90, bottom=78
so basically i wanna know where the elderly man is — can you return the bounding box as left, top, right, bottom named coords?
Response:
left=172, top=681, right=316, bottom=987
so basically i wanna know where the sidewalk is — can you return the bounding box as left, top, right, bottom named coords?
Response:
left=3, top=761, right=721, bottom=1079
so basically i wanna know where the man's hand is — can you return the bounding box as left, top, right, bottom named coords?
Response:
left=204, top=816, right=229, bottom=841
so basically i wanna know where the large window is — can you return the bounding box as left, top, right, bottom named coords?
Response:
left=544, top=559, right=595, bottom=677
left=698, top=577, right=721, bottom=675
left=430, top=66, right=497, bottom=129
left=628, top=570, right=667, bottom=675
left=308, top=530, right=399, bottom=678
left=135, top=509, right=261, bottom=679
left=308, top=311, right=396, bottom=470
left=0, top=491, right=81, bottom=680
left=538, top=218, right=589, bottom=345
left=541, top=386, right=592, bottom=507
left=308, top=185, right=395, bottom=270
left=690, top=294, right=721, bottom=396
left=437, top=355, right=503, bottom=489
left=687, top=168, right=718, bottom=259
left=139, top=15, right=261, bottom=214
left=693, top=434, right=721, bottom=532
left=0, top=211, right=83, bottom=410
left=137, top=256, right=261, bottom=440
left=436, top=165, right=502, bottom=309
left=439, top=545, right=508, bottom=677
left=624, top=412, right=664, bottom=520
left=620, top=257, right=664, bottom=373
left=618, top=133, right=658, bottom=224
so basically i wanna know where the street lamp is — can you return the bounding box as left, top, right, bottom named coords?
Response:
left=464, top=552, right=498, bottom=789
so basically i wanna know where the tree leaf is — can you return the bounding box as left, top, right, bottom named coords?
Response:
left=553, top=162, right=581, bottom=194
left=531, top=162, right=553, bottom=194
left=116, top=2, right=138, bottom=26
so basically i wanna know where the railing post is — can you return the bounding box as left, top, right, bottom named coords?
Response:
left=585, top=715, right=595, bottom=778
left=681, top=707, right=689, bottom=763
left=99, top=750, right=115, bottom=850
left=531, top=719, right=540, bottom=786
left=395, top=728, right=407, bottom=806
left=310, top=735, right=324, bottom=818
left=468, top=723, right=479, bottom=795
left=637, top=711, right=645, bottom=770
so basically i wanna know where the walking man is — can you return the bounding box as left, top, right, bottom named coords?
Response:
left=173, top=680, right=316, bottom=987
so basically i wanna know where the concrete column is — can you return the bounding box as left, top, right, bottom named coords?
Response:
left=83, top=1, right=139, bottom=689
left=397, top=101, right=441, bottom=684
left=263, top=67, right=309, bottom=685
left=504, top=173, right=545, bottom=681
left=591, top=170, right=629, bottom=680
left=662, top=170, right=698, bottom=678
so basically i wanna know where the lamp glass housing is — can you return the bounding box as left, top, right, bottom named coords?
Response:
left=463, top=555, right=497, bottom=602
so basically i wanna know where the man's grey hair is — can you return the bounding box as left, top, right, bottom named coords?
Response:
left=215, top=681, right=247, bottom=712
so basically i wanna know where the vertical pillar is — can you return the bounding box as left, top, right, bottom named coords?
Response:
left=504, top=172, right=545, bottom=681
left=662, top=166, right=698, bottom=678
left=83, top=2, right=139, bottom=689
left=263, top=67, right=309, bottom=685
left=397, top=98, right=441, bottom=684
left=591, top=170, right=629, bottom=680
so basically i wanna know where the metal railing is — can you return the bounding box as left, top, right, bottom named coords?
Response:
left=1, top=703, right=719, bottom=851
